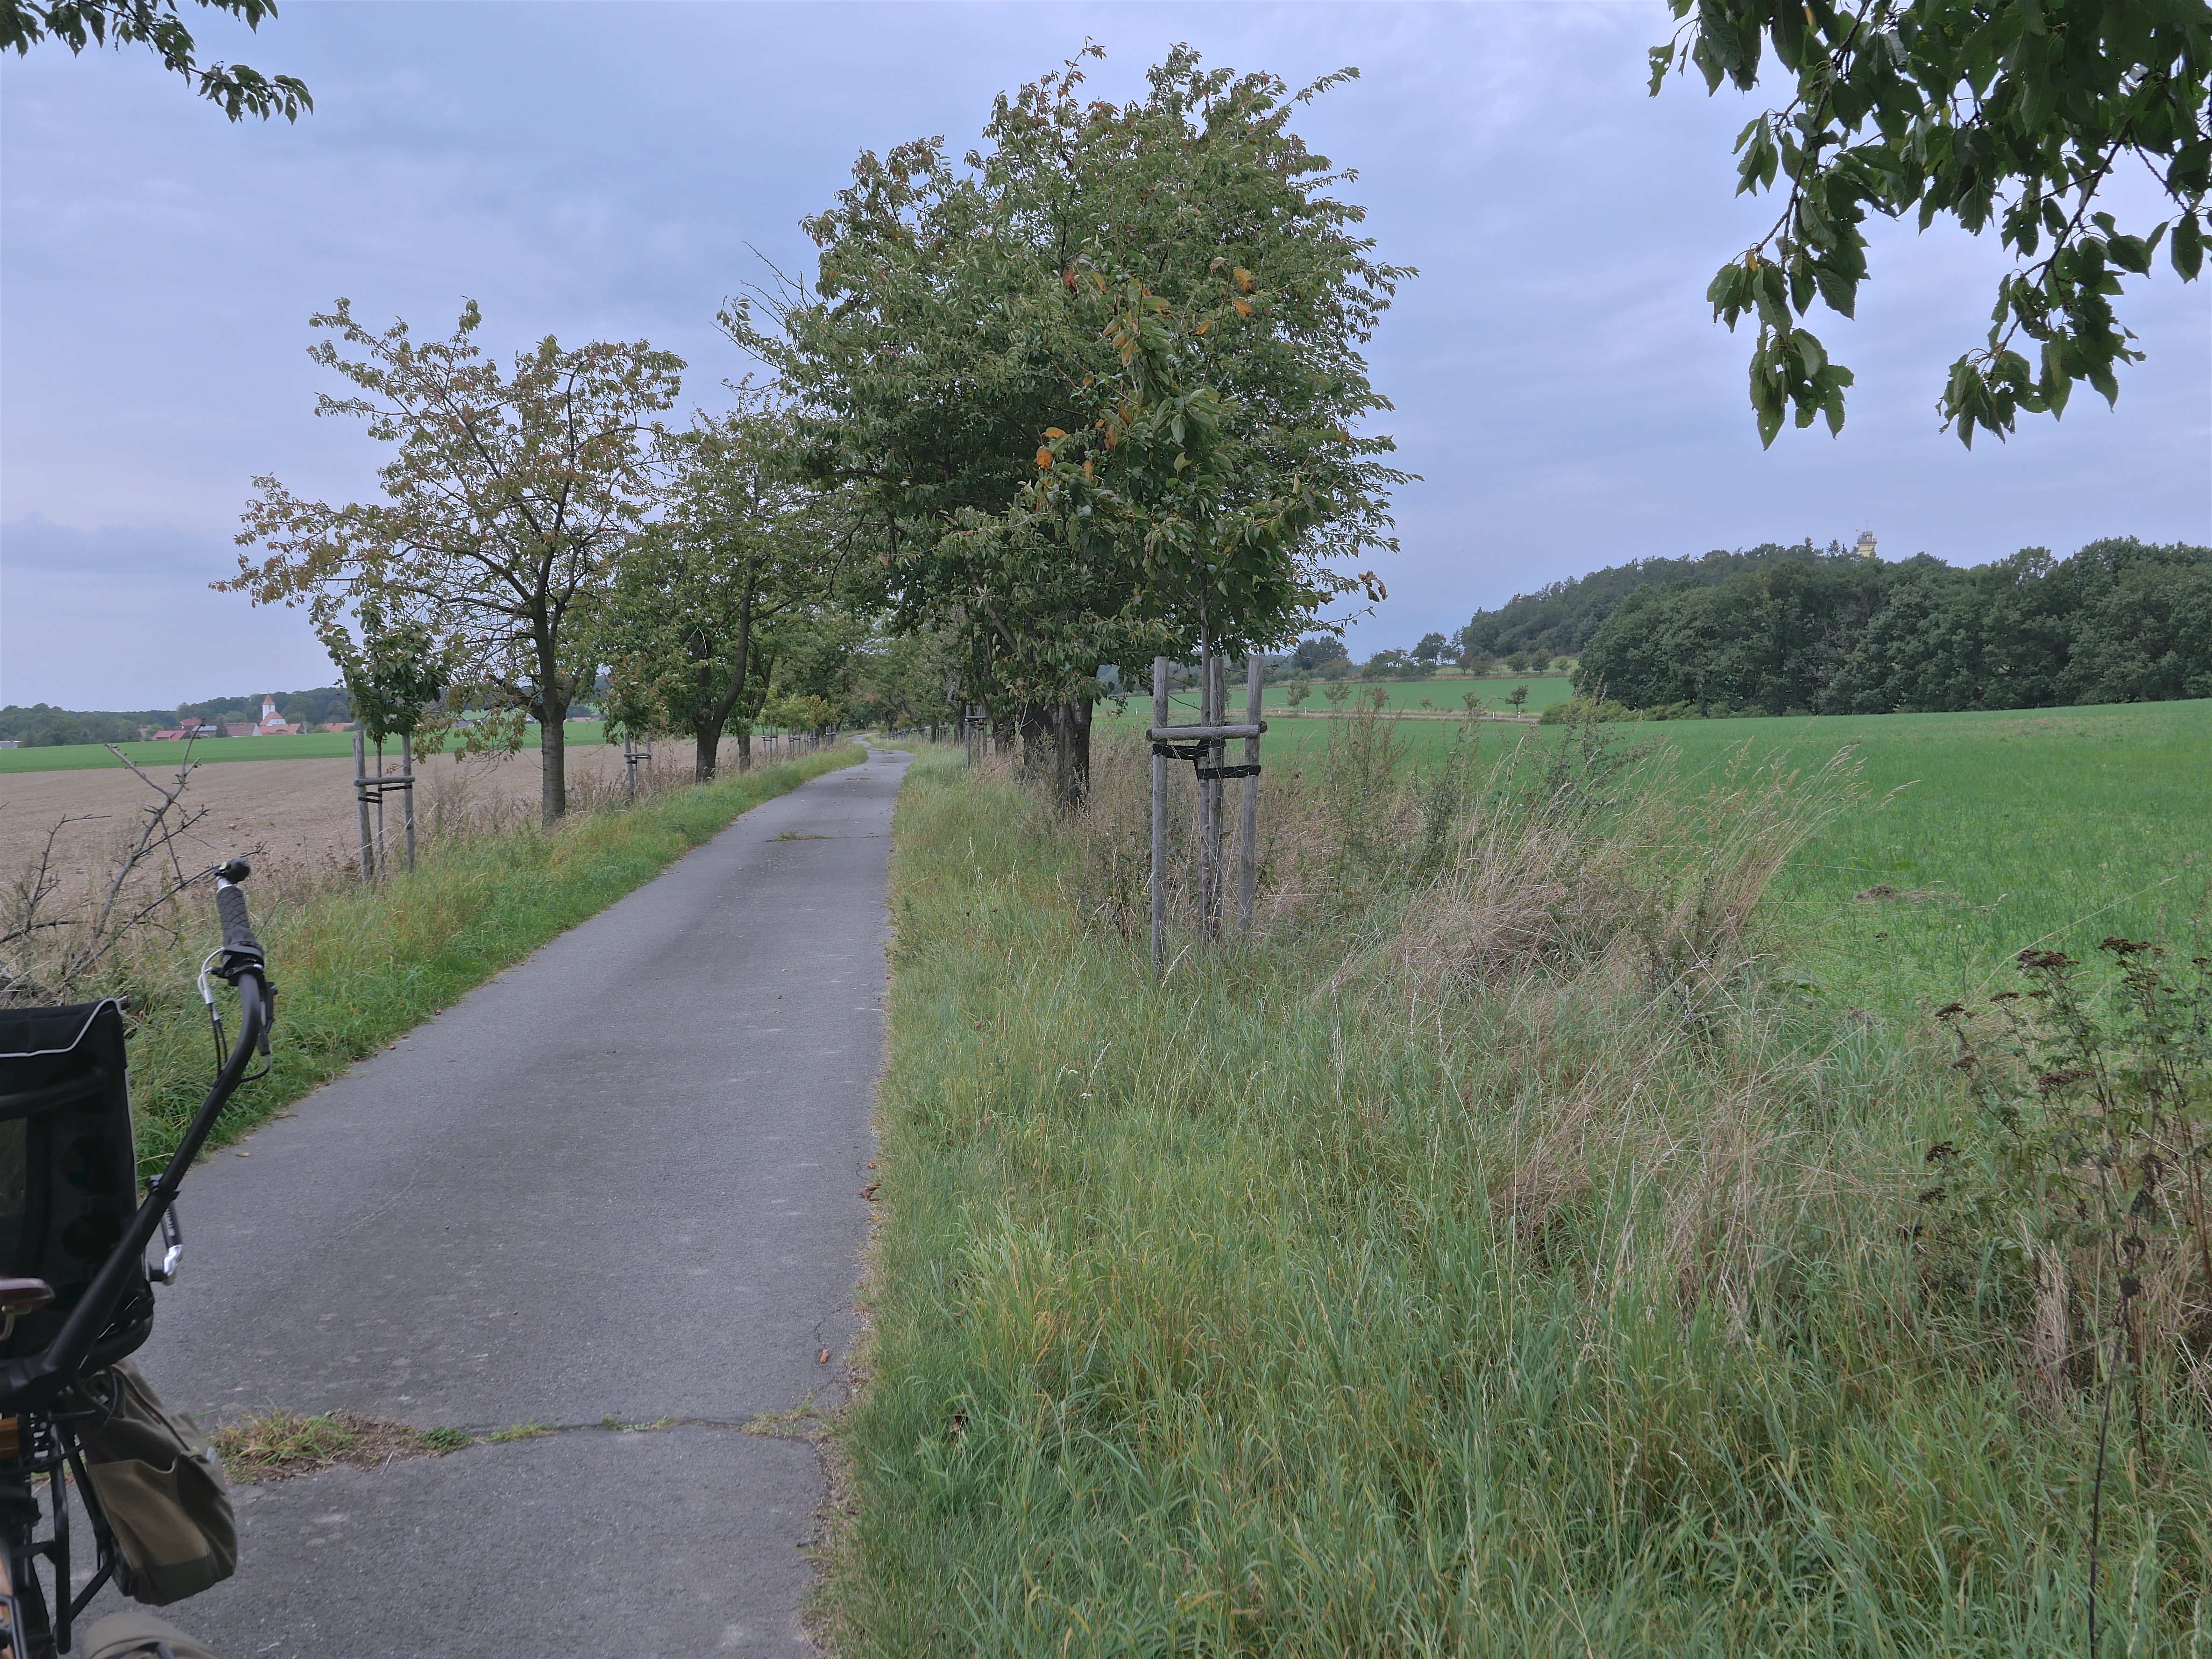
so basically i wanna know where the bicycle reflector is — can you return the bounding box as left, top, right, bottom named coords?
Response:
left=0, top=1001, right=151, bottom=1366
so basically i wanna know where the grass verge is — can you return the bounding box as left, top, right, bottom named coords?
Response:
left=824, top=748, right=2210, bottom=1656
left=211, top=1407, right=473, bottom=1481
left=121, top=744, right=864, bottom=1165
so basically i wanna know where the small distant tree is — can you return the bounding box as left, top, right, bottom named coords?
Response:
left=1285, top=681, right=1312, bottom=708
left=595, top=409, right=842, bottom=780
left=225, top=299, right=682, bottom=824
left=1292, top=635, right=1351, bottom=674
left=851, top=627, right=962, bottom=733
left=321, top=595, right=449, bottom=753
left=1507, top=683, right=1530, bottom=715
left=1412, top=631, right=1449, bottom=665
left=1324, top=679, right=1353, bottom=709
left=1361, top=647, right=1432, bottom=680
left=764, top=692, right=839, bottom=736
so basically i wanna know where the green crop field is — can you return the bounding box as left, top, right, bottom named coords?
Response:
left=1661, top=701, right=2211, bottom=1012
left=1134, top=696, right=2209, bottom=1017
left=0, top=722, right=612, bottom=774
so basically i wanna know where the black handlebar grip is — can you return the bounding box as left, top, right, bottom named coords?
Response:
left=215, top=882, right=263, bottom=960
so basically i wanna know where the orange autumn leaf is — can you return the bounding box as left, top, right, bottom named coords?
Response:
left=1035, top=447, right=1054, bottom=468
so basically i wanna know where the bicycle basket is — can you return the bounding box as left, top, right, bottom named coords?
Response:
left=0, top=1000, right=152, bottom=1366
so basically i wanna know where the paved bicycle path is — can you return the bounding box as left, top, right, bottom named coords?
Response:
left=80, top=747, right=910, bottom=1656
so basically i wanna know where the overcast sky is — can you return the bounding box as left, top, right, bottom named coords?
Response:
left=3, top=1, right=2206, bottom=710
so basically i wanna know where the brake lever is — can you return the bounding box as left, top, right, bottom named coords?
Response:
left=147, top=1178, right=183, bottom=1285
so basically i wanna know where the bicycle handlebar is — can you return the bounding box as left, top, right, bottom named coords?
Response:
left=214, top=858, right=263, bottom=971
left=0, top=860, right=273, bottom=1411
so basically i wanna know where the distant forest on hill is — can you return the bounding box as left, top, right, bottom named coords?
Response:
left=1565, top=537, right=2210, bottom=717
left=0, top=687, right=352, bottom=748
left=1455, top=541, right=1849, bottom=659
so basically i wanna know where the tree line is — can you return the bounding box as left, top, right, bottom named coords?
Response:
left=1574, top=536, right=2210, bottom=717
left=193, top=28, right=2205, bottom=821
left=1454, top=540, right=1856, bottom=663
left=222, top=47, right=1405, bottom=820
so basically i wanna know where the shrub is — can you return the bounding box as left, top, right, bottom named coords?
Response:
left=1539, top=694, right=1637, bottom=724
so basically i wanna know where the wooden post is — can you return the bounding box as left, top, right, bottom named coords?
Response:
left=1150, top=656, right=1169, bottom=976
left=400, top=732, right=417, bottom=872
left=1237, top=654, right=1262, bottom=934
left=373, top=738, right=387, bottom=873
left=1192, top=649, right=1212, bottom=933
left=352, top=729, right=375, bottom=881
left=1205, top=652, right=1228, bottom=936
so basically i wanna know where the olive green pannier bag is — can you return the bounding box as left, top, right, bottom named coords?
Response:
left=81, top=1609, right=224, bottom=1659
left=63, top=1360, right=237, bottom=1606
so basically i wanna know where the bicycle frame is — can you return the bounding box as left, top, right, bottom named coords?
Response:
left=3, top=872, right=270, bottom=1659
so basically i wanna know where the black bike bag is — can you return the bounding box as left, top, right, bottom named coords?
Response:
left=0, top=1000, right=152, bottom=1368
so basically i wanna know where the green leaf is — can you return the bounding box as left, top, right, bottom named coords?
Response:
left=1789, top=258, right=1816, bottom=314
left=2172, top=214, right=2203, bottom=280
left=1812, top=262, right=1858, bottom=319
left=1753, top=263, right=1791, bottom=329
left=2106, top=234, right=2151, bottom=275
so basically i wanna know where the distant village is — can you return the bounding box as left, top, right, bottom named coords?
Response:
left=147, top=695, right=350, bottom=741
left=0, top=687, right=358, bottom=750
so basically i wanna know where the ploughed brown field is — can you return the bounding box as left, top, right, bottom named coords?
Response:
left=0, top=742, right=697, bottom=890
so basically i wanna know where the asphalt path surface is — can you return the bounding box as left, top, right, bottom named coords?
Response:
left=77, top=745, right=908, bottom=1656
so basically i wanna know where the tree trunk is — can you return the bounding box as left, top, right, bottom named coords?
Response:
left=1053, top=698, right=1091, bottom=808
left=694, top=714, right=725, bottom=783
left=695, top=587, right=754, bottom=785
left=736, top=729, right=753, bottom=772
left=539, top=694, right=569, bottom=825
left=1016, top=699, right=1092, bottom=809
left=1016, top=702, right=1054, bottom=786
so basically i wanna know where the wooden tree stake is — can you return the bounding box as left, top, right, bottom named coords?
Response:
left=1150, top=655, right=1169, bottom=976
left=400, top=732, right=417, bottom=871
left=1237, top=655, right=1262, bottom=934
left=352, top=729, right=375, bottom=881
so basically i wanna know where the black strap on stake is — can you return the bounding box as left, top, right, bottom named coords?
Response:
left=1152, top=740, right=1260, bottom=782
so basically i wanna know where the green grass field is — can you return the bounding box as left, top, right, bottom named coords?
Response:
left=1660, top=702, right=2211, bottom=1011
left=824, top=702, right=2212, bottom=1655
left=1158, top=697, right=2209, bottom=1015
left=0, top=721, right=614, bottom=773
